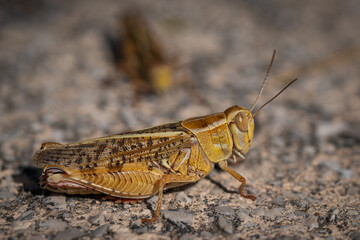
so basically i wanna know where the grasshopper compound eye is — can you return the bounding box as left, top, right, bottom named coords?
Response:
left=235, top=112, right=249, bottom=132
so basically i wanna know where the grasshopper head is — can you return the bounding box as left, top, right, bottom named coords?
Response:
left=222, top=51, right=298, bottom=162
left=225, top=106, right=254, bottom=157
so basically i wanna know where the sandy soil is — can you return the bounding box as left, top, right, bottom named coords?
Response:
left=0, top=0, right=359, bottom=239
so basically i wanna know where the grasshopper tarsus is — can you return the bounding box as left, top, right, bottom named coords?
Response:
left=141, top=216, right=159, bottom=224
left=240, top=193, right=257, bottom=201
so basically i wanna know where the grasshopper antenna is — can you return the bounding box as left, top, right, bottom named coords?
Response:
left=253, top=78, right=298, bottom=117
left=249, top=49, right=276, bottom=112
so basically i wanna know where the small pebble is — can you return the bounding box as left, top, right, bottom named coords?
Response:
left=349, top=231, right=360, bottom=240
left=43, top=196, right=67, bottom=210
left=271, top=196, right=285, bottom=206
left=250, top=209, right=266, bottom=217
left=265, top=208, right=284, bottom=219
left=41, top=219, right=68, bottom=231
left=0, top=189, right=15, bottom=200
left=303, top=145, right=316, bottom=156
left=329, top=209, right=340, bottom=223
left=29, top=234, right=46, bottom=240
left=16, top=210, right=34, bottom=221
left=123, top=203, right=132, bottom=208
left=61, top=212, right=71, bottom=219
left=1, top=141, right=16, bottom=162
left=285, top=213, right=296, bottom=218
left=347, top=186, right=359, bottom=195
left=299, top=200, right=309, bottom=209
left=316, top=122, right=346, bottom=140
left=131, top=225, right=148, bottom=235
left=13, top=220, right=32, bottom=231
left=237, top=211, right=251, bottom=221
left=295, top=210, right=306, bottom=217
left=147, top=195, right=158, bottom=206
left=237, top=208, right=251, bottom=221
left=215, top=206, right=236, bottom=217
left=217, top=216, right=233, bottom=234
left=130, top=219, right=148, bottom=234
left=245, top=222, right=254, bottom=228
left=238, top=208, right=250, bottom=214
left=179, top=233, right=196, bottom=240
left=88, top=212, right=105, bottom=225
left=347, top=210, right=358, bottom=216
left=176, top=192, right=191, bottom=205
left=231, top=233, right=242, bottom=240
left=131, top=219, right=142, bottom=226
left=91, top=224, right=109, bottom=238
left=317, top=160, right=353, bottom=179
left=200, top=231, right=213, bottom=239
left=53, top=229, right=85, bottom=240
left=306, top=214, right=319, bottom=231
left=163, top=210, right=193, bottom=224
left=336, top=185, right=347, bottom=196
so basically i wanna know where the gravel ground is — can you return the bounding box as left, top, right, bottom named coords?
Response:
left=1, top=0, right=359, bottom=239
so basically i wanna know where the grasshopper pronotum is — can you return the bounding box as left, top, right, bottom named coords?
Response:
left=33, top=50, right=297, bottom=223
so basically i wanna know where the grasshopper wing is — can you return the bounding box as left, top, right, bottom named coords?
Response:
left=33, top=122, right=193, bottom=169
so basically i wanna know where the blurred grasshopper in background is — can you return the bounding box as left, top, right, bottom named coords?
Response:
left=33, top=51, right=297, bottom=223
left=117, top=12, right=172, bottom=94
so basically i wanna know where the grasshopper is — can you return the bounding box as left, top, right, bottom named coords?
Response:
left=33, top=50, right=297, bottom=223
left=118, top=12, right=172, bottom=94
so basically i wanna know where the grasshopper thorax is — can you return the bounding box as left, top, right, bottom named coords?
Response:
left=225, top=105, right=254, bottom=157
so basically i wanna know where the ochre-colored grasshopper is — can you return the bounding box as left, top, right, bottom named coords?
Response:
left=33, top=51, right=297, bottom=223
left=118, top=12, right=172, bottom=94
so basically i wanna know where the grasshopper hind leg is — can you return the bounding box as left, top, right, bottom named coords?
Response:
left=141, top=174, right=201, bottom=223
left=142, top=178, right=165, bottom=223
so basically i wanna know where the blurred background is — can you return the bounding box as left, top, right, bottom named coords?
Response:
left=0, top=0, right=359, bottom=239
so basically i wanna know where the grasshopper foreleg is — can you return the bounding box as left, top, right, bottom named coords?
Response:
left=218, top=160, right=256, bottom=201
